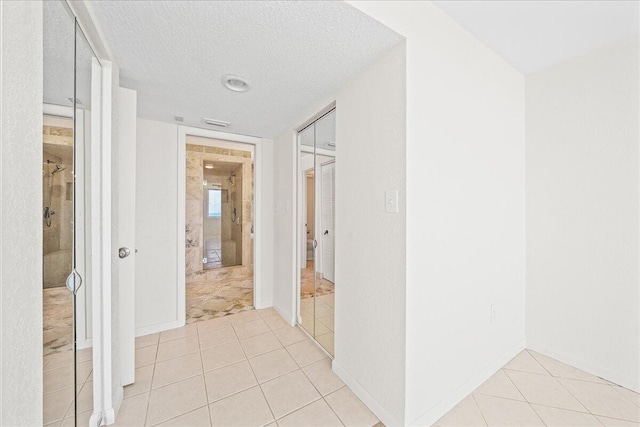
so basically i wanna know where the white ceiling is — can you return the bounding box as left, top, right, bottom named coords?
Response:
left=433, top=0, right=639, bottom=75
left=89, top=1, right=402, bottom=138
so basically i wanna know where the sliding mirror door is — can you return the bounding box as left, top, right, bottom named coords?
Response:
left=297, top=108, right=336, bottom=356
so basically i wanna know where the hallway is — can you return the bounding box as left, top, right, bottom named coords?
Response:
left=116, top=309, right=379, bottom=426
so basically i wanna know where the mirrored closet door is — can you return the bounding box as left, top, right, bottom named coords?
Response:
left=43, top=1, right=98, bottom=424
left=298, top=108, right=336, bottom=356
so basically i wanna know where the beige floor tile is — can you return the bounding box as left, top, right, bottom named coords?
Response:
left=208, top=386, right=274, bottom=427
left=257, top=307, right=279, bottom=318
left=558, top=378, right=640, bottom=422
left=263, top=314, right=289, bottom=331
left=317, top=315, right=334, bottom=332
left=531, top=404, right=602, bottom=426
left=316, top=294, right=334, bottom=308
left=314, top=303, right=333, bottom=318
left=44, top=351, right=74, bottom=371
left=125, top=365, right=154, bottom=399
left=261, top=370, right=321, bottom=419
left=146, top=376, right=208, bottom=426
left=204, top=360, right=258, bottom=402
left=228, top=310, right=261, bottom=325
left=136, top=333, right=160, bottom=349
left=75, top=381, right=93, bottom=414
left=506, top=370, right=587, bottom=412
left=474, top=370, right=525, bottom=401
left=528, top=351, right=609, bottom=384
left=473, top=394, right=544, bottom=427
left=44, top=364, right=74, bottom=392
left=155, top=406, right=211, bottom=427
left=249, top=348, right=298, bottom=383
left=504, top=351, right=549, bottom=376
left=325, top=386, right=379, bottom=427
left=60, top=410, right=92, bottom=427
left=77, top=348, right=93, bottom=363
left=613, top=386, right=640, bottom=407
left=278, top=399, right=343, bottom=427
left=286, top=340, right=326, bottom=367
left=43, top=386, right=74, bottom=425
left=136, top=345, right=158, bottom=368
left=201, top=341, right=246, bottom=372
left=160, top=323, right=198, bottom=343
left=433, top=395, right=487, bottom=427
left=316, top=332, right=334, bottom=355
left=233, top=319, right=270, bottom=339
left=198, top=326, right=238, bottom=350
left=197, top=316, right=231, bottom=335
left=596, top=416, right=640, bottom=426
left=77, top=360, right=93, bottom=384
left=156, top=336, right=199, bottom=362
left=273, top=326, right=309, bottom=347
left=240, top=331, right=283, bottom=358
left=114, top=391, right=150, bottom=426
left=301, top=357, right=344, bottom=396
left=152, top=352, right=203, bottom=389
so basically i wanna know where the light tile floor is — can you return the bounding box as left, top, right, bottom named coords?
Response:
left=113, top=308, right=379, bottom=426
left=434, top=349, right=640, bottom=427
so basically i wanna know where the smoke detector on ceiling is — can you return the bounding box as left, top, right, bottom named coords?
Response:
left=222, top=75, right=250, bottom=92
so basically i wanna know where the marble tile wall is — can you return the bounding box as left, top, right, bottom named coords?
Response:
left=185, top=143, right=254, bottom=284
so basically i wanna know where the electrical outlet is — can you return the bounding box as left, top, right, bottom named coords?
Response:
left=490, top=304, right=497, bottom=322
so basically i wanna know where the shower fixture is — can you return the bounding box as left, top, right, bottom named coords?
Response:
left=43, top=161, right=67, bottom=227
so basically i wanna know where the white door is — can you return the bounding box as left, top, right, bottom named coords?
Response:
left=321, top=162, right=335, bottom=282
left=117, top=88, right=137, bottom=386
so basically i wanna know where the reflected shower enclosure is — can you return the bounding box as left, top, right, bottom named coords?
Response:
left=203, top=161, right=244, bottom=269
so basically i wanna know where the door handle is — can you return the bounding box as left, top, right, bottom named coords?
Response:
left=313, top=239, right=318, bottom=249
left=119, top=247, right=131, bottom=259
left=324, top=230, right=329, bottom=235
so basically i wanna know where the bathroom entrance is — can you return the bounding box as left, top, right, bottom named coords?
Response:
left=185, top=136, right=255, bottom=323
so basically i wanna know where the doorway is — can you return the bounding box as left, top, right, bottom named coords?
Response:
left=184, top=136, right=256, bottom=323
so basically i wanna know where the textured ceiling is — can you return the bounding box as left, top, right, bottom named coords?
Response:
left=89, top=1, right=402, bottom=138
left=434, top=0, right=639, bottom=75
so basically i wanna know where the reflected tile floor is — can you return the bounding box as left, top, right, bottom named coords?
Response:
left=119, top=308, right=380, bottom=426
left=434, top=349, right=640, bottom=427
left=43, top=287, right=73, bottom=355
left=300, top=261, right=334, bottom=299
left=186, top=276, right=254, bottom=324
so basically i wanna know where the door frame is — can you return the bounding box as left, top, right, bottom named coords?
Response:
left=177, top=125, right=267, bottom=325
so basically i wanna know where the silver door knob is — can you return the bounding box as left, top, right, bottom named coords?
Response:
left=119, top=247, right=131, bottom=258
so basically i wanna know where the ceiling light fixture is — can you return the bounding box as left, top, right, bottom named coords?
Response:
left=222, top=75, right=250, bottom=92
left=204, top=164, right=214, bottom=169
left=203, top=118, right=230, bottom=128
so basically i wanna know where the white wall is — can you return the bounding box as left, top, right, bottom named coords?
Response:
left=333, top=42, right=407, bottom=425
left=136, top=119, right=274, bottom=333
left=0, top=2, right=44, bottom=424
left=350, top=3, right=526, bottom=425
left=136, top=119, right=180, bottom=333
left=526, top=36, right=640, bottom=391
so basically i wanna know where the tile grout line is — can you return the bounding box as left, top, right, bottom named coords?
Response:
left=297, top=365, right=347, bottom=427
left=142, top=338, right=161, bottom=427
left=231, top=313, right=279, bottom=426
left=469, top=393, right=490, bottom=427
left=195, top=325, right=214, bottom=427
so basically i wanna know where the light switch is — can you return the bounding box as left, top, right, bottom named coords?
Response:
left=385, top=189, right=399, bottom=213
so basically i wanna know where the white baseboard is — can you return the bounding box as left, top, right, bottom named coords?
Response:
left=135, top=319, right=183, bottom=338
left=332, top=360, right=401, bottom=427
left=527, top=341, right=640, bottom=392
left=255, top=299, right=273, bottom=310
left=409, top=339, right=526, bottom=426
left=273, top=304, right=295, bottom=326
